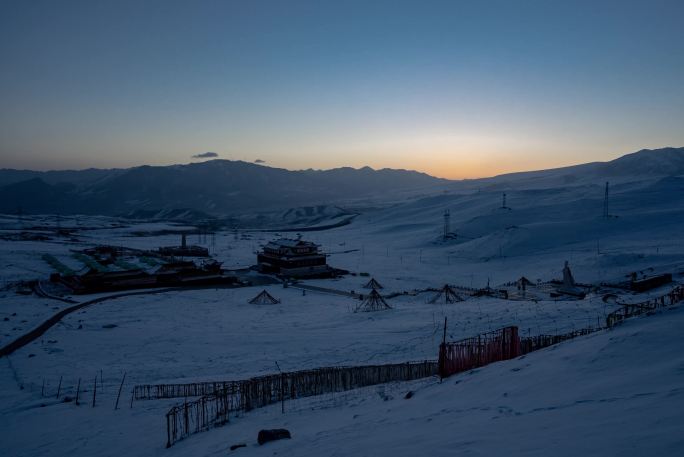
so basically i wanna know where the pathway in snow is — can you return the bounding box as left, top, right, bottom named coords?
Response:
left=0, top=285, right=249, bottom=357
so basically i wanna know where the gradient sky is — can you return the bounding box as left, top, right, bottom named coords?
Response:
left=1, top=0, right=683, bottom=179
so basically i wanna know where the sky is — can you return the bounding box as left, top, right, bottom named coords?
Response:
left=0, top=0, right=683, bottom=179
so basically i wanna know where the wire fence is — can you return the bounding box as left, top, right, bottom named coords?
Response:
left=5, top=364, right=130, bottom=410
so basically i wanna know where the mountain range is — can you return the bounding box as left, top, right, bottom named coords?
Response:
left=0, top=147, right=682, bottom=219
left=0, top=161, right=446, bottom=218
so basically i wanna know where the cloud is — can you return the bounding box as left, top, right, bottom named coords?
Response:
left=254, top=159, right=265, bottom=163
left=192, top=152, right=219, bottom=159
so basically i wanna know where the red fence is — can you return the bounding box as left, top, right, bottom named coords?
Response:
left=438, top=326, right=520, bottom=378
left=439, top=285, right=684, bottom=380
left=438, top=325, right=608, bottom=379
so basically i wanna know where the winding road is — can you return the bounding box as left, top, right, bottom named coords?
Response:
left=0, top=283, right=258, bottom=358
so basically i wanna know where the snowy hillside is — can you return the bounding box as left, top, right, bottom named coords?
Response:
left=1, top=298, right=682, bottom=457
left=473, top=147, right=684, bottom=189
left=169, top=306, right=684, bottom=457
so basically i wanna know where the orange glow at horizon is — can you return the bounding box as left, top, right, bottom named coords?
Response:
left=406, top=155, right=569, bottom=180
left=273, top=141, right=591, bottom=180
left=264, top=131, right=607, bottom=180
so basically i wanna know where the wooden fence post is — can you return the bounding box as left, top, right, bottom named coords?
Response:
left=166, top=413, right=171, bottom=448
left=92, top=375, right=97, bottom=407
left=439, top=317, right=447, bottom=382
left=183, top=400, right=188, bottom=437
left=281, top=372, right=285, bottom=414
left=114, top=372, right=126, bottom=410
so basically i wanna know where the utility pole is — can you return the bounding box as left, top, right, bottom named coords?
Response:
left=275, top=361, right=285, bottom=414
left=603, top=182, right=610, bottom=218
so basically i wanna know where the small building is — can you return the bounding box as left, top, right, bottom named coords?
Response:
left=60, top=259, right=235, bottom=294
left=62, top=268, right=156, bottom=293
left=257, top=238, right=329, bottom=277
left=630, top=273, right=672, bottom=292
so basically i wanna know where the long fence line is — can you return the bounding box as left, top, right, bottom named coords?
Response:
left=437, top=285, right=684, bottom=379
left=606, top=285, right=683, bottom=327
left=163, top=323, right=607, bottom=447
left=519, top=327, right=601, bottom=354
left=134, top=381, right=239, bottom=400
left=154, top=284, right=683, bottom=447
left=164, top=360, right=437, bottom=447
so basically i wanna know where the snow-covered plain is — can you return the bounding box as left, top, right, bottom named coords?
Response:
left=1, top=165, right=684, bottom=456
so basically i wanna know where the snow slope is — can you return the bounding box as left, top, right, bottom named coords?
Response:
left=1, top=299, right=682, bottom=457
left=209, top=305, right=683, bottom=457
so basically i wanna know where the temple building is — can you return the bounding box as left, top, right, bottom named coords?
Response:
left=257, top=238, right=329, bottom=277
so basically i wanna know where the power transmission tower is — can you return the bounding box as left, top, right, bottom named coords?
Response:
left=500, top=192, right=510, bottom=210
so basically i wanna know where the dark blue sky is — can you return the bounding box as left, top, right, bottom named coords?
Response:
left=1, top=0, right=682, bottom=177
